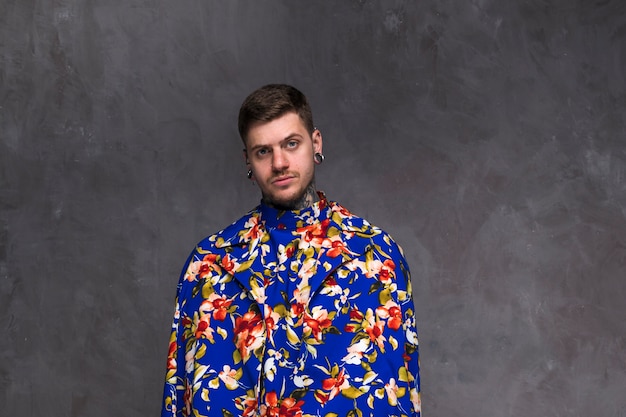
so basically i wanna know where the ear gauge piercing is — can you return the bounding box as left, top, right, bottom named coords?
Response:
left=247, top=169, right=253, bottom=179
left=314, top=152, right=325, bottom=164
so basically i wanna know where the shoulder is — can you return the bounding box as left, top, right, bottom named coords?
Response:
left=328, top=200, right=407, bottom=260
left=194, top=206, right=262, bottom=253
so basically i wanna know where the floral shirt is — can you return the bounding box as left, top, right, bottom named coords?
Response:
left=162, top=195, right=421, bottom=417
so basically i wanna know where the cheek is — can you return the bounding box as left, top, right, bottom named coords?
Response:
left=252, top=160, right=270, bottom=172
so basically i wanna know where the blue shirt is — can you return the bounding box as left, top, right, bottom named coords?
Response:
left=162, top=195, right=421, bottom=416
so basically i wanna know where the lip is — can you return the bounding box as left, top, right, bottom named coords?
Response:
left=272, top=175, right=295, bottom=187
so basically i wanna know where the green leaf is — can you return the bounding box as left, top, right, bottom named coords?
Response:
left=347, top=408, right=363, bottom=417
left=273, top=303, right=288, bottom=318
left=232, top=349, right=241, bottom=365
left=201, top=281, right=214, bottom=298
left=236, top=259, right=255, bottom=272
left=195, top=343, right=207, bottom=360
left=326, top=326, right=341, bottom=335
left=368, top=281, right=382, bottom=295
left=379, top=288, right=392, bottom=305
left=342, top=386, right=365, bottom=399
left=398, top=366, right=409, bottom=383
left=291, top=388, right=309, bottom=400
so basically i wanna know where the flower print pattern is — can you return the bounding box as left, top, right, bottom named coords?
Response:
left=259, top=391, right=304, bottom=417
left=162, top=195, right=420, bottom=417
left=233, top=310, right=264, bottom=362
left=201, top=293, right=234, bottom=321
left=302, top=306, right=335, bottom=343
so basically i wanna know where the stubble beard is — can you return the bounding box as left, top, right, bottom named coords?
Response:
left=263, top=180, right=317, bottom=211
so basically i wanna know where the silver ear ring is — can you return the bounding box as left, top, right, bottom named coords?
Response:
left=314, top=152, right=325, bottom=164
left=247, top=169, right=253, bottom=179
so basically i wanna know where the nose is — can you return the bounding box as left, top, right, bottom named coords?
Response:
left=272, top=149, right=288, bottom=171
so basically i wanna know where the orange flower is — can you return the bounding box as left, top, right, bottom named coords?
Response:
left=233, top=311, right=264, bottom=358
left=182, top=380, right=192, bottom=416
left=235, top=393, right=258, bottom=417
left=296, top=218, right=330, bottom=247
left=363, top=309, right=386, bottom=349
left=185, top=253, right=220, bottom=281
left=290, top=287, right=309, bottom=323
left=326, top=238, right=351, bottom=258
left=376, top=300, right=403, bottom=330
left=220, top=253, right=239, bottom=274
left=218, top=365, right=240, bottom=390
left=200, top=293, right=233, bottom=321
left=366, top=259, right=396, bottom=283
left=260, top=391, right=304, bottom=417
left=195, top=253, right=222, bottom=280
left=290, top=301, right=305, bottom=319
left=320, top=368, right=349, bottom=401
left=349, top=307, right=364, bottom=321
left=241, top=215, right=262, bottom=241
left=379, top=259, right=396, bottom=282
left=331, top=203, right=352, bottom=217
left=303, top=306, right=332, bottom=341
left=194, top=314, right=214, bottom=340
left=166, top=340, right=177, bottom=370
left=264, top=305, right=281, bottom=345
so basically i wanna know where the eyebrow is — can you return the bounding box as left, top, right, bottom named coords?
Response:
left=248, top=133, right=304, bottom=152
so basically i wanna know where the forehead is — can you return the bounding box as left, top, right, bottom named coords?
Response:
left=244, top=112, right=309, bottom=148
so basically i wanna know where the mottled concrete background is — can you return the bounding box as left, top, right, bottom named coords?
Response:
left=1, top=1, right=625, bottom=416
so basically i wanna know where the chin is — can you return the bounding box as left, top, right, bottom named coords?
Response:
left=265, top=192, right=305, bottom=210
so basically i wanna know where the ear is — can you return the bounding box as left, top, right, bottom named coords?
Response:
left=243, top=149, right=255, bottom=180
left=312, top=129, right=323, bottom=154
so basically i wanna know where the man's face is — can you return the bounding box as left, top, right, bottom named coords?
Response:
left=244, top=111, right=322, bottom=209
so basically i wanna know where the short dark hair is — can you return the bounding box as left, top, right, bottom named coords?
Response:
left=238, top=84, right=315, bottom=142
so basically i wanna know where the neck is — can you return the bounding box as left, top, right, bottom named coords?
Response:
left=263, top=183, right=318, bottom=211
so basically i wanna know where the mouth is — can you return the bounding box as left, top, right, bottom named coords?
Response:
left=272, top=175, right=295, bottom=187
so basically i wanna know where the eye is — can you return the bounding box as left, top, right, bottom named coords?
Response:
left=286, top=140, right=299, bottom=149
left=256, top=148, right=270, bottom=158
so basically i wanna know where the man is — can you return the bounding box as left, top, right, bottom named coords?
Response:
left=161, top=84, right=421, bottom=417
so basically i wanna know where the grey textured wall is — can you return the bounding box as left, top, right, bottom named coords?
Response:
left=1, top=1, right=625, bottom=416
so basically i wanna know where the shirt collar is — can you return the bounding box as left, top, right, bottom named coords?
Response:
left=259, top=191, right=329, bottom=231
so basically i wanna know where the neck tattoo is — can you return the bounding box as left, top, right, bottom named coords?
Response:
left=264, top=183, right=318, bottom=211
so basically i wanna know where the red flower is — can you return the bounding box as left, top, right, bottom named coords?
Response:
left=321, top=368, right=349, bottom=401
left=195, top=314, right=214, bottom=340
left=349, top=307, right=364, bottom=321
left=344, top=323, right=357, bottom=333
left=233, top=311, right=264, bottom=358
left=235, top=395, right=259, bottom=417
left=325, top=276, right=338, bottom=287
left=166, top=340, right=177, bottom=369
left=297, top=218, right=330, bottom=246
left=303, top=306, right=332, bottom=341
left=242, top=216, right=262, bottom=241
left=331, top=203, right=352, bottom=217
left=264, top=305, right=281, bottom=345
left=260, top=391, right=304, bottom=417
left=183, top=380, right=192, bottom=416
left=220, top=254, right=239, bottom=274
left=379, top=259, right=396, bottom=282
left=366, top=320, right=383, bottom=341
left=197, top=253, right=221, bottom=278
left=366, top=258, right=396, bottom=283
left=327, top=238, right=350, bottom=258
left=201, top=293, right=233, bottom=321
left=377, top=300, right=403, bottom=331
left=290, top=300, right=303, bottom=315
